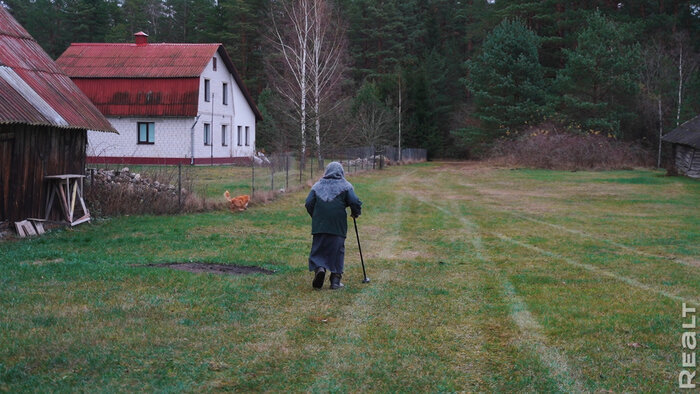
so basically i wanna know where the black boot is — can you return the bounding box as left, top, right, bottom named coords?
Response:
left=312, top=267, right=326, bottom=289
left=329, top=273, right=344, bottom=290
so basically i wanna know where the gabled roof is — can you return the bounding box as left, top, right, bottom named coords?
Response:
left=662, top=115, right=700, bottom=149
left=0, top=7, right=116, bottom=132
left=57, top=41, right=262, bottom=120
left=57, top=43, right=221, bottom=78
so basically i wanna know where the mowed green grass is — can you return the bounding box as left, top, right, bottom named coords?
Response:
left=1, top=163, right=698, bottom=392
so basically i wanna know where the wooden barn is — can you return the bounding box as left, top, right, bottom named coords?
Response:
left=662, top=115, right=700, bottom=179
left=0, top=7, right=115, bottom=224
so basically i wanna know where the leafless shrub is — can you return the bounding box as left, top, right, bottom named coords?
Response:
left=489, top=123, right=654, bottom=170
left=85, top=168, right=224, bottom=217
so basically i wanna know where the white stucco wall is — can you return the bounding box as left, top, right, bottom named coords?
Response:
left=196, top=52, right=256, bottom=159
left=87, top=117, right=193, bottom=159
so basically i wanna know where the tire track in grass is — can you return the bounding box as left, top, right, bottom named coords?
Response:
left=307, top=171, right=409, bottom=392
left=456, top=180, right=697, bottom=268
left=412, top=195, right=587, bottom=393
left=492, top=232, right=700, bottom=306
left=507, top=212, right=698, bottom=268
left=449, top=176, right=700, bottom=302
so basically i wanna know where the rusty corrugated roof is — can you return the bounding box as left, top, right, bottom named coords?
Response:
left=56, top=41, right=262, bottom=120
left=662, top=115, right=700, bottom=149
left=0, top=7, right=116, bottom=132
left=72, top=78, right=200, bottom=117
left=57, top=43, right=220, bottom=78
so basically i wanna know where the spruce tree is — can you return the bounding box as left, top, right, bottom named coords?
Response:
left=465, top=18, right=550, bottom=137
left=554, top=11, right=641, bottom=137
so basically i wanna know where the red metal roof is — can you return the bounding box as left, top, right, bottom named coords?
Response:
left=57, top=43, right=220, bottom=78
left=57, top=41, right=262, bottom=120
left=0, top=8, right=116, bottom=132
left=73, top=78, right=199, bottom=117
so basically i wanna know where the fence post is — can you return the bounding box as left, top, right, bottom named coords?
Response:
left=270, top=160, right=274, bottom=191
left=286, top=154, right=289, bottom=190
left=251, top=157, right=255, bottom=198
left=178, top=163, right=182, bottom=210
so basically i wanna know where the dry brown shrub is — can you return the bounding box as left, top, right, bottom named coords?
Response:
left=488, top=123, right=653, bottom=170
left=85, top=168, right=225, bottom=217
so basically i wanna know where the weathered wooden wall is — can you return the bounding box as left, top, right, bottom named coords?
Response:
left=675, top=144, right=700, bottom=179
left=0, top=124, right=86, bottom=222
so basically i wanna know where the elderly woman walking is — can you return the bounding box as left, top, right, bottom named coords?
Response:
left=305, top=162, right=362, bottom=289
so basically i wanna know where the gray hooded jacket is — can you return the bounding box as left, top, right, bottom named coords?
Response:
left=305, top=162, right=362, bottom=237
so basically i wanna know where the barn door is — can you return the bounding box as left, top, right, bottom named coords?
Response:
left=0, top=133, right=13, bottom=221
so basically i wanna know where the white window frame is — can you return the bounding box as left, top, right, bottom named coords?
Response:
left=204, top=123, right=211, bottom=146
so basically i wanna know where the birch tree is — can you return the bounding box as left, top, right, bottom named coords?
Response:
left=268, top=0, right=313, bottom=169
left=308, top=0, right=347, bottom=169
left=673, top=33, right=699, bottom=128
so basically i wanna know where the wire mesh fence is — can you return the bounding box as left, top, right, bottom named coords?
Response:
left=84, top=147, right=426, bottom=215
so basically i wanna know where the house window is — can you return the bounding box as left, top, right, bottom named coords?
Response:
left=204, top=79, right=210, bottom=102
left=222, top=83, right=228, bottom=105
left=245, top=126, right=250, bottom=146
left=212, top=57, right=217, bottom=71
left=204, top=123, right=211, bottom=145
left=137, top=122, right=155, bottom=144
left=221, top=125, right=228, bottom=146
left=237, top=126, right=242, bottom=146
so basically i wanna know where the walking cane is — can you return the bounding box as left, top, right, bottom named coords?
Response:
left=353, top=216, right=370, bottom=283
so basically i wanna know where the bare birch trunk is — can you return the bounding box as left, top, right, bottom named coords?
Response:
left=308, top=0, right=346, bottom=170
left=398, top=74, right=402, bottom=163
left=269, top=0, right=313, bottom=172
left=657, top=98, right=663, bottom=168
left=313, top=1, right=322, bottom=169
left=300, top=0, right=309, bottom=171
left=677, top=42, right=683, bottom=127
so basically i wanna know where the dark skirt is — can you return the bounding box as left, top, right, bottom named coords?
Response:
left=308, top=233, right=345, bottom=274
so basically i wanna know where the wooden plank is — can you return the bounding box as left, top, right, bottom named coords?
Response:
left=14, top=221, right=27, bottom=237
left=23, top=221, right=37, bottom=236
left=32, top=221, right=45, bottom=235
left=15, top=220, right=36, bottom=236
left=79, top=196, right=89, bottom=218
left=58, top=183, right=70, bottom=220
left=45, top=175, right=86, bottom=180
left=70, top=179, right=78, bottom=221
left=71, top=215, right=91, bottom=226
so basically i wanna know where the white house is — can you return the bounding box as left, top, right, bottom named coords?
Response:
left=56, top=32, right=262, bottom=165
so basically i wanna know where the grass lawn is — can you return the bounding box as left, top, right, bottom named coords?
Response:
left=1, top=162, right=698, bottom=391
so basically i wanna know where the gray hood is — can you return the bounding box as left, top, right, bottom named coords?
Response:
left=311, top=162, right=354, bottom=202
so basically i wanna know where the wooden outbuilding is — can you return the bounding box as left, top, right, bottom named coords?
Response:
left=662, top=115, right=700, bottom=179
left=0, top=7, right=115, bottom=223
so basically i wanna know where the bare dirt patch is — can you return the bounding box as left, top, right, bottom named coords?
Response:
left=142, top=262, right=275, bottom=275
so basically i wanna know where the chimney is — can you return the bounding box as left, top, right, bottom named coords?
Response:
left=134, top=31, right=148, bottom=46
